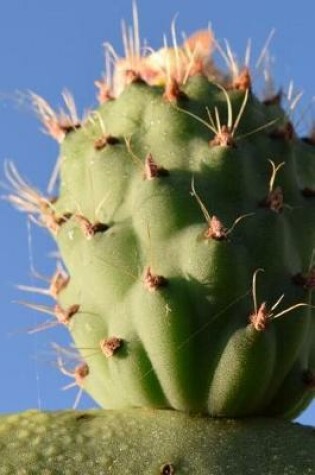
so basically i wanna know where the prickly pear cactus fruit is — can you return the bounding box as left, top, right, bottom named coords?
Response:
left=7, top=14, right=314, bottom=418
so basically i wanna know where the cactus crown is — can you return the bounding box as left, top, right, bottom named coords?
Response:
left=6, top=5, right=314, bottom=418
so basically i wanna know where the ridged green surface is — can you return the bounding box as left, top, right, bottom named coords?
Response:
left=51, top=75, right=315, bottom=417
left=0, top=410, right=314, bottom=474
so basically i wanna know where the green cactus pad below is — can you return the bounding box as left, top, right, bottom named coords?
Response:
left=0, top=409, right=314, bottom=474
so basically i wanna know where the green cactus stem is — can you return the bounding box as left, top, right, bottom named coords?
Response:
left=0, top=409, right=314, bottom=474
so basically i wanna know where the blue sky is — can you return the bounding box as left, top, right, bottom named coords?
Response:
left=0, top=1, right=314, bottom=426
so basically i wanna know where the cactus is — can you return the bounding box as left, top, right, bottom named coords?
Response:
left=3, top=5, right=315, bottom=474
left=6, top=7, right=315, bottom=421
left=0, top=409, right=314, bottom=474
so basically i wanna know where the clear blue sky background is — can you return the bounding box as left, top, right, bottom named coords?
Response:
left=0, top=0, right=314, bottom=426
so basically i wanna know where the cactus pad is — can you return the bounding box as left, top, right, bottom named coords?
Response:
left=0, top=409, right=314, bottom=474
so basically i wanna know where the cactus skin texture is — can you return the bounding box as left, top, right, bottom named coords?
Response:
left=0, top=410, right=314, bottom=474
left=7, top=16, right=314, bottom=420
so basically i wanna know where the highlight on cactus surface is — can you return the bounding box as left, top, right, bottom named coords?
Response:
left=5, top=2, right=314, bottom=421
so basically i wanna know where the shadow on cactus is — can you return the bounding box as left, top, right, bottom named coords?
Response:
left=5, top=4, right=314, bottom=421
